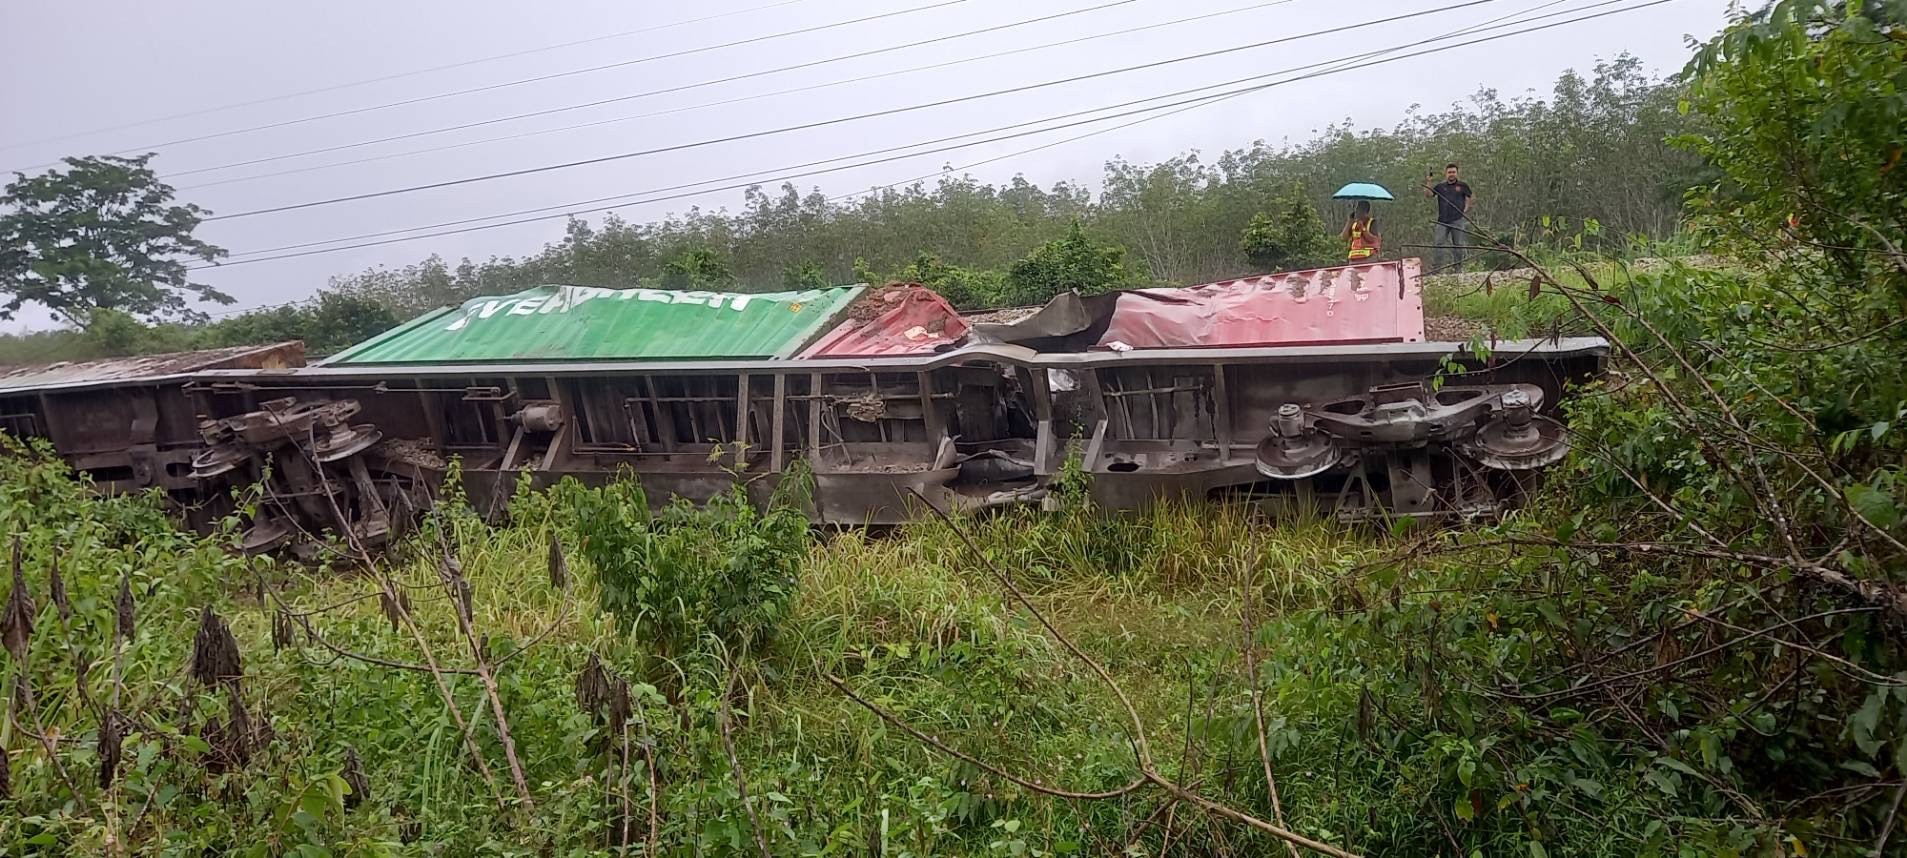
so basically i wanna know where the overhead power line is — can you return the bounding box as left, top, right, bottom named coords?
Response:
left=220, top=91, right=1247, bottom=259
left=174, top=0, right=1295, bottom=190
left=209, top=0, right=1651, bottom=259
left=204, top=0, right=1511, bottom=223
left=0, top=0, right=969, bottom=173
left=0, top=0, right=817, bottom=154
left=830, top=0, right=1590, bottom=204
left=246, top=0, right=1621, bottom=255
left=198, top=0, right=1679, bottom=271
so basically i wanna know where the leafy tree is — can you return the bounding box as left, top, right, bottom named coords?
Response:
left=304, top=58, right=1700, bottom=314
left=199, top=291, right=402, bottom=355
left=859, top=252, right=1008, bottom=309
left=1097, top=155, right=1221, bottom=281
left=304, top=291, right=402, bottom=353
left=569, top=477, right=809, bottom=670
left=915, top=263, right=1006, bottom=310
left=1681, top=0, right=1906, bottom=300
left=0, top=154, right=230, bottom=326
left=83, top=308, right=164, bottom=356
left=1239, top=214, right=1282, bottom=271
left=780, top=261, right=831, bottom=290
left=1487, top=5, right=1907, bottom=848
left=1000, top=222, right=1131, bottom=307
left=658, top=246, right=736, bottom=290
left=1240, top=188, right=1336, bottom=272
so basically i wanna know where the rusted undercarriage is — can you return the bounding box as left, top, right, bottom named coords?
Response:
left=0, top=336, right=1605, bottom=551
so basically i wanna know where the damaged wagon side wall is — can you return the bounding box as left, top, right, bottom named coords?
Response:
left=178, top=337, right=1604, bottom=540
left=0, top=260, right=1609, bottom=548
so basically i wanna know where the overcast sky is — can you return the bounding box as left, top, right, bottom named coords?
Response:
left=0, top=0, right=1733, bottom=331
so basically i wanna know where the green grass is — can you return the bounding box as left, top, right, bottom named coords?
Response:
left=1422, top=268, right=1587, bottom=339
left=0, top=433, right=1858, bottom=856
left=1422, top=255, right=1737, bottom=339
left=0, top=450, right=1387, bottom=855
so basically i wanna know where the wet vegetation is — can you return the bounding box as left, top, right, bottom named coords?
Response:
left=0, top=49, right=1697, bottom=363
left=2, top=2, right=1906, bottom=855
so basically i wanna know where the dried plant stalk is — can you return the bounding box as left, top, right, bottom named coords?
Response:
left=189, top=607, right=243, bottom=688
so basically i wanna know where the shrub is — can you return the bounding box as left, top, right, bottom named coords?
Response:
left=658, top=246, right=736, bottom=290
left=1240, top=187, right=1336, bottom=272
left=861, top=252, right=1009, bottom=309
left=570, top=475, right=810, bottom=666
left=1000, top=221, right=1131, bottom=307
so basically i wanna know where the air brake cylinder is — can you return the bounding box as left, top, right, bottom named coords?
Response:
left=511, top=402, right=566, bottom=433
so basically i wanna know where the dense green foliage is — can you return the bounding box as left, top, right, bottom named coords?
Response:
left=0, top=155, right=230, bottom=327
left=0, top=55, right=1699, bottom=362
left=1387, top=5, right=1907, bottom=853
left=198, top=292, right=404, bottom=357
left=1682, top=0, right=1905, bottom=317
left=0, top=290, right=401, bottom=363
left=997, top=222, right=1133, bottom=308
left=0, top=436, right=1387, bottom=854
left=1240, top=186, right=1339, bottom=272
left=316, top=54, right=1689, bottom=319
left=3, top=6, right=1905, bottom=855
left=853, top=253, right=1008, bottom=312
left=571, top=476, right=809, bottom=669
left=657, top=247, right=738, bottom=291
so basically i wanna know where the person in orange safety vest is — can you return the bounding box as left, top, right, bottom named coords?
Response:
left=1342, top=200, right=1381, bottom=261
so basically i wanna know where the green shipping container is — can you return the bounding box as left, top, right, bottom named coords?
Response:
left=325, top=284, right=866, bottom=365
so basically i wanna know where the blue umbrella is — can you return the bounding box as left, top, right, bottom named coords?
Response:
left=1331, top=182, right=1394, bottom=201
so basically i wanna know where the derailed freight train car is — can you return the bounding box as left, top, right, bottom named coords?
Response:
left=0, top=342, right=306, bottom=503
left=0, top=259, right=1605, bottom=552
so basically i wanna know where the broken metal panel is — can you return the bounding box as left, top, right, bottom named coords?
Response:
left=193, top=337, right=1609, bottom=381
left=0, top=343, right=305, bottom=496
left=965, top=292, right=1102, bottom=349
left=959, top=259, right=1425, bottom=352
left=1095, top=259, right=1425, bottom=349
left=325, top=284, right=864, bottom=365
left=15, top=317, right=1606, bottom=543
left=799, top=285, right=969, bottom=357
left=0, top=341, right=305, bottom=395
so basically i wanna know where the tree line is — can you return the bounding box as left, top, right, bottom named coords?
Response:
left=2, top=53, right=1697, bottom=361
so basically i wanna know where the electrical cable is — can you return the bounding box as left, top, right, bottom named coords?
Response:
left=173, top=0, right=1301, bottom=190
left=212, top=0, right=1660, bottom=260
left=0, top=0, right=969, bottom=172
left=0, top=0, right=817, bottom=154
left=197, top=0, right=1678, bottom=270
left=828, top=0, right=1590, bottom=204
left=203, top=0, right=1513, bottom=223
left=218, top=88, right=1249, bottom=258
left=214, top=0, right=1575, bottom=255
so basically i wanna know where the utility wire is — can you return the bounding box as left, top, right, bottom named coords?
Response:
left=220, top=86, right=1252, bottom=258
left=197, top=99, right=1277, bottom=267
left=0, top=0, right=817, bottom=154
left=214, top=0, right=1642, bottom=257
left=198, top=0, right=1678, bottom=270
left=174, top=0, right=1295, bottom=190
left=835, top=0, right=1591, bottom=204
left=204, top=0, right=1511, bottom=223
left=0, top=0, right=968, bottom=173
left=191, top=0, right=1582, bottom=317
left=212, top=0, right=1649, bottom=258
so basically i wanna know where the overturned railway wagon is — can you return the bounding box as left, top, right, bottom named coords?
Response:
left=1, top=259, right=1605, bottom=551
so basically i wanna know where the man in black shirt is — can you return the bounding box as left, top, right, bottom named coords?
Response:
left=1423, top=162, right=1475, bottom=273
